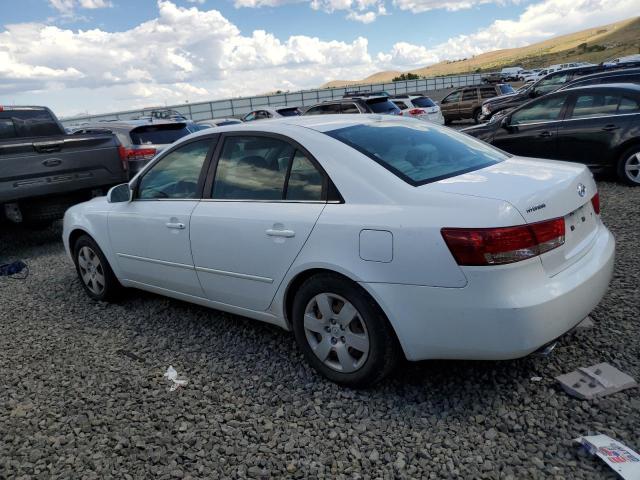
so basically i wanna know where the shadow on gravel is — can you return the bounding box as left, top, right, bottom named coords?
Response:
left=0, top=221, right=64, bottom=258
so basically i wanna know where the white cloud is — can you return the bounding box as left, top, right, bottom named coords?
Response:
left=49, top=0, right=112, bottom=13
left=392, top=0, right=515, bottom=12
left=3, top=0, right=638, bottom=116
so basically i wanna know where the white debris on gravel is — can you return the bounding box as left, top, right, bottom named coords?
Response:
left=163, top=365, right=188, bottom=391
left=575, top=434, right=640, bottom=479
left=556, top=362, right=637, bottom=399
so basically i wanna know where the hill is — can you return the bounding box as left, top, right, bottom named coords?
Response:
left=322, top=16, right=640, bottom=88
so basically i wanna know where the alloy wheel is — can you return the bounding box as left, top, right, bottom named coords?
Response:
left=624, top=152, right=640, bottom=184
left=77, top=246, right=106, bottom=295
left=303, top=293, right=370, bottom=373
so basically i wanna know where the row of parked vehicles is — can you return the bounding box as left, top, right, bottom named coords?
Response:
left=2, top=61, right=639, bottom=227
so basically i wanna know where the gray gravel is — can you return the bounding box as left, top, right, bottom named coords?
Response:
left=1, top=179, right=638, bottom=479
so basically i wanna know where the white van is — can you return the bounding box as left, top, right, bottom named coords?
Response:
left=500, top=67, right=523, bottom=80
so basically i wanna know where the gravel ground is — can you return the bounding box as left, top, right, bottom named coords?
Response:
left=1, top=179, right=638, bottom=479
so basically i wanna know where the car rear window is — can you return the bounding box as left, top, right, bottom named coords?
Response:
left=276, top=107, right=301, bottom=117
left=365, top=98, right=401, bottom=114
left=411, top=97, right=436, bottom=108
left=499, top=84, right=515, bottom=94
left=327, top=121, right=506, bottom=185
left=130, top=123, right=192, bottom=145
left=0, top=109, right=62, bottom=139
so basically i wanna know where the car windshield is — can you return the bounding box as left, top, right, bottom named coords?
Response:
left=411, top=97, right=436, bottom=108
left=327, top=121, right=506, bottom=185
left=130, top=123, right=192, bottom=145
left=499, top=84, right=515, bottom=94
left=365, top=98, right=401, bottom=114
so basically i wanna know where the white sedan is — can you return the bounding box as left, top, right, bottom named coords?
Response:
left=63, top=115, right=615, bottom=387
left=391, top=95, right=445, bottom=125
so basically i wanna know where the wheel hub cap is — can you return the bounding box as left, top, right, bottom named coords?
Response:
left=303, top=293, right=370, bottom=373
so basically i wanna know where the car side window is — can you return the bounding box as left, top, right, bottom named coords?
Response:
left=393, top=101, right=408, bottom=110
left=618, top=96, right=640, bottom=114
left=286, top=151, right=324, bottom=201
left=137, top=139, right=212, bottom=200
left=534, top=73, right=570, bottom=95
left=462, top=89, right=477, bottom=101
left=569, top=94, right=620, bottom=119
left=441, top=91, right=461, bottom=104
left=510, top=95, right=566, bottom=125
left=244, top=112, right=256, bottom=121
left=341, top=103, right=360, bottom=114
left=480, top=88, right=496, bottom=99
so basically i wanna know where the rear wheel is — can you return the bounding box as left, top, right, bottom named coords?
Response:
left=617, top=146, right=640, bottom=186
left=444, top=117, right=452, bottom=126
left=73, top=235, right=122, bottom=301
left=291, top=273, right=400, bottom=387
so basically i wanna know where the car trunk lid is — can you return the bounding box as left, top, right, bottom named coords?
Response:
left=430, top=157, right=600, bottom=276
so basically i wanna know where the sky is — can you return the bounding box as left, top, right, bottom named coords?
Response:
left=0, top=0, right=637, bottom=117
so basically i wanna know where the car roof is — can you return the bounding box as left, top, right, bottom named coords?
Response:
left=559, top=82, right=640, bottom=93
left=71, top=119, right=187, bottom=130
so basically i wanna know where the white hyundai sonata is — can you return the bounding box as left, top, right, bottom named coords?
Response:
left=63, top=115, right=614, bottom=387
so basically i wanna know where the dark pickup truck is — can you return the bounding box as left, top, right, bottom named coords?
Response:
left=1, top=106, right=127, bottom=225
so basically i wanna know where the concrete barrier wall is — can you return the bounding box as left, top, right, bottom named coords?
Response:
left=61, top=73, right=483, bottom=126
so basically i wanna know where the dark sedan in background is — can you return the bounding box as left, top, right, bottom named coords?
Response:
left=463, top=84, right=640, bottom=185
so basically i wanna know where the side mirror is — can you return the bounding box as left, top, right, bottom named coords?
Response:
left=500, top=116, right=512, bottom=130
left=107, top=183, right=132, bottom=203
left=529, top=90, right=537, bottom=98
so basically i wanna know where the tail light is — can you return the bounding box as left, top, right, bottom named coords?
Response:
left=441, top=218, right=565, bottom=266
left=118, top=146, right=156, bottom=170
left=591, top=192, right=600, bottom=215
left=409, top=108, right=426, bottom=115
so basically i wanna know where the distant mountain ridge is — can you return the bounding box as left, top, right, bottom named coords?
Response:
left=322, top=16, right=640, bottom=89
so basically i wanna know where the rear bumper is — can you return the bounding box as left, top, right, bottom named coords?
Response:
left=362, top=225, right=615, bottom=361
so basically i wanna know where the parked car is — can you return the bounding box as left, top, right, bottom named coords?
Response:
left=0, top=106, right=127, bottom=226
left=463, top=84, right=640, bottom=185
left=63, top=115, right=614, bottom=387
left=197, top=118, right=243, bottom=128
left=440, top=84, right=514, bottom=124
left=479, top=65, right=610, bottom=122
left=390, top=95, right=444, bottom=124
left=242, top=107, right=301, bottom=122
left=519, top=69, right=544, bottom=82
left=603, top=54, right=640, bottom=67
left=557, top=67, right=640, bottom=91
left=500, top=67, right=523, bottom=81
left=70, top=119, right=194, bottom=176
left=481, top=72, right=502, bottom=84
left=303, top=96, right=401, bottom=116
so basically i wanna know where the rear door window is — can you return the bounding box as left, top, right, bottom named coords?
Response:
left=365, top=98, right=401, bottom=114
left=393, top=101, right=408, bottom=110
left=327, top=121, right=506, bottom=185
left=130, top=123, right=192, bottom=145
left=276, top=107, right=301, bottom=117
left=0, top=109, right=62, bottom=139
left=305, top=104, right=341, bottom=115
left=461, top=89, right=477, bottom=101
left=569, top=94, right=621, bottom=119
left=341, top=103, right=360, bottom=114
left=480, top=88, right=497, bottom=99
left=411, top=97, right=436, bottom=108
left=618, top=96, right=640, bottom=113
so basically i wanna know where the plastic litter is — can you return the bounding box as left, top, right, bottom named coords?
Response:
left=530, top=376, right=542, bottom=382
left=556, top=362, right=637, bottom=399
left=163, top=365, right=188, bottom=391
left=575, top=434, right=640, bottom=479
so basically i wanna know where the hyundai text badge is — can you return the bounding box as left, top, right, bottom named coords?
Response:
left=577, top=183, right=586, bottom=197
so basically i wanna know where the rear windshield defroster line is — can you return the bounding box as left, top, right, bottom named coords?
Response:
left=326, top=123, right=506, bottom=186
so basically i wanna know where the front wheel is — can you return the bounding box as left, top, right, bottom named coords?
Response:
left=473, top=109, right=482, bottom=124
left=291, top=274, right=400, bottom=387
left=73, top=235, right=122, bottom=301
left=617, top=146, right=640, bottom=186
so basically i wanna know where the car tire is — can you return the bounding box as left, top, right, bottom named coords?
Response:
left=73, top=234, right=122, bottom=302
left=616, top=145, right=640, bottom=186
left=444, top=117, right=452, bottom=126
left=291, top=273, right=401, bottom=388
left=472, top=109, right=482, bottom=124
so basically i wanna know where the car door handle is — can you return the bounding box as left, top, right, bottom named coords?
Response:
left=166, top=222, right=185, bottom=230
left=538, top=131, right=553, bottom=137
left=42, top=158, right=62, bottom=167
left=265, top=228, right=295, bottom=238
left=602, top=124, right=619, bottom=131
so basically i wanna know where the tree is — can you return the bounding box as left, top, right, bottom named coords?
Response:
left=392, top=73, right=420, bottom=82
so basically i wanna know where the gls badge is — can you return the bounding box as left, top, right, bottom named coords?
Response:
left=577, top=183, right=586, bottom=197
